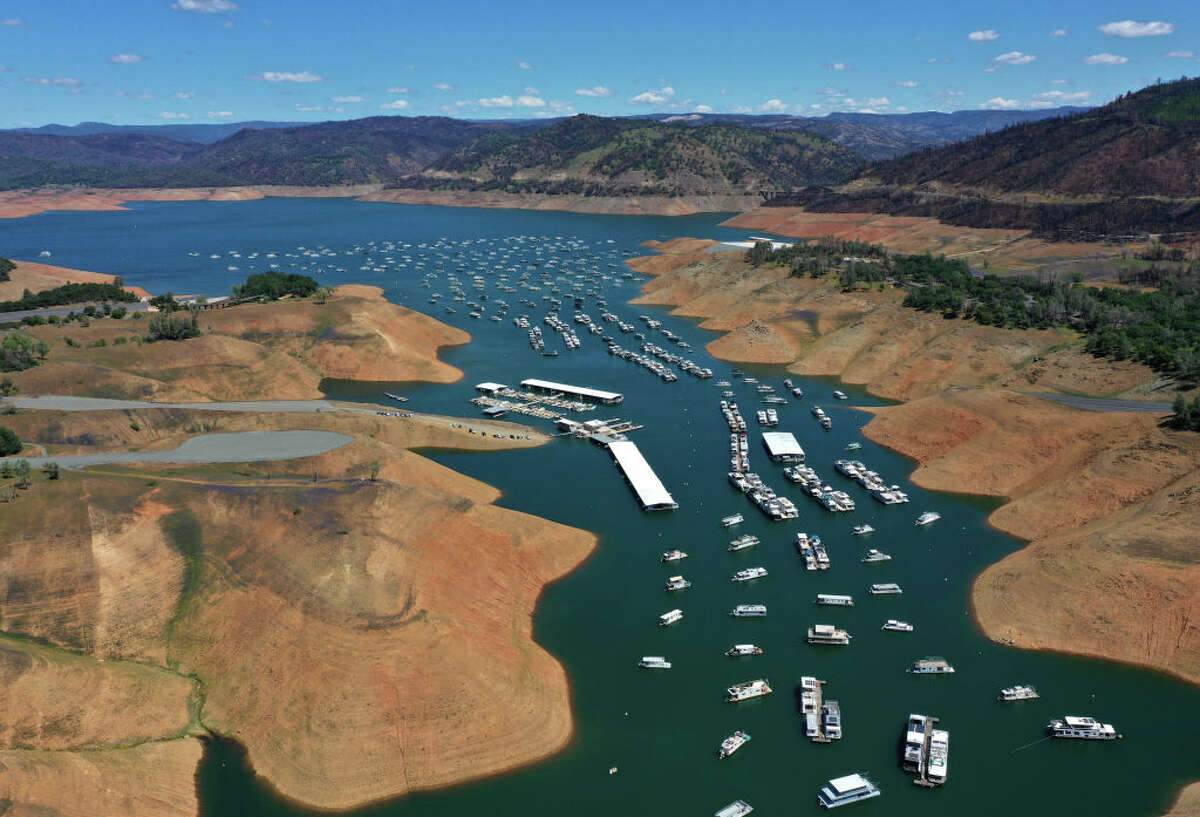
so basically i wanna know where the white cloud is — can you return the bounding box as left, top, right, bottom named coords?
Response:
left=720, top=88, right=730, bottom=95
left=387, top=86, right=408, bottom=94
left=1163, top=50, right=1195, bottom=59
left=1050, top=28, right=1067, bottom=37
left=695, top=104, right=713, bottom=113
left=863, top=96, right=891, bottom=107
left=759, top=98, right=789, bottom=113
left=994, top=50, right=1037, bottom=66
left=516, top=94, right=546, bottom=107
left=379, top=99, right=409, bottom=110
left=981, top=96, right=1019, bottom=109
left=629, top=86, right=674, bottom=105
left=1085, top=52, right=1129, bottom=65
left=173, top=91, right=195, bottom=99
left=1033, top=89, right=1092, bottom=103
left=575, top=85, right=612, bottom=98
left=968, top=29, right=999, bottom=42
left=171, top=0, right=237, bottom=11
left=925, top=57, right=952, bottom=64
left=295, top=104, right=342, bottom=112
left=116, top=90, right=155, bottom=99
left=109, top=53, right=146, bottom=64
left=1029, top=101, right=1056, bottom=109
left=478, top=95, right=515, bottom=107
left=1050, top=78, right=1069, bottom=84
left=517, top=60, right=532, bottom=70
left=1100, top=20, right=1175, bottom=37
left=893, top=80, right=918, bottom=87
left=23, top=76, right=83, bottom=87
left=246, top=70, right=323, bottom=83
left=826, top=62, right=851, bottom=71
left=206, top=110, right=233, bottom=118
left=523, top=86, right=539, bottom=95
left=3, top=17, right=24, bottom=25
left=156, top=112, right=190, bottom=119
left=331, top=95, right=365, bottom=103
left=816, top=87, right=845, bottom=96
left=433, top=82, right=454, bottom=91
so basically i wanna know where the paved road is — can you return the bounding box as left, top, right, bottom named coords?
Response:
left=4, top=396, right=344, bottom=413
left=0, top=302, right=151, bottom=324
left=10, top=430, right=354, bottom=470
left=1022, top=392, right=1173, bottom=414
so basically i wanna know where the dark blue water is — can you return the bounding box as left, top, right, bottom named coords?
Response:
left=2, top=199, right=1195, bottom=817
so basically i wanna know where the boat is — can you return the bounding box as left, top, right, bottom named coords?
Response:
left=902, top=714, right=928, bottom=772
left=732, top=567, right=768, bottom=582
left=908, top=657, right=955, bottom=674
left=726, top=679, right=773, bottom=702
left=1047, top=715, right=1119, bottom=739
left=915, top=511, right=942, bottom=526
left=882, top=619, right=914, bottom=632
left=823, top=700, right=843, bottom=740
left=726, top=644, right=764, bottom=657
left=638, top=656, right=671, bottom=669
left=665, top=575, right=692, bottom=591
left=714, top=800, right=754, bottom=817
left=717, top=730, right=751, bottom=758
left=660, top=549, right=688, bottom=562
left=807, top=624, right=851, bottom=645
left=728, top=534, right=760, bottom=552
left=851, top=524, right=874, bottom=535
left=845, top=442, right=862, bottom=450
left=816, top=594, right=854, bottom=607
left=383, top=391, right=409, bottom=402
left=730, top=604, right=767, bottom=617
left=721, top=513, right=745, bottom=527
left=998, top=684, right=1040, bottom=701
left=928, top=728, right=949, bottom=783
left=817, top=773, right=881, bottom=809
left=833, top=390, right=848, bottom=400
left=658, top=609, right=683, bottom=627
left=862, top=548, right=892, bottom=563
left=869, top=582, right=903, bottom=595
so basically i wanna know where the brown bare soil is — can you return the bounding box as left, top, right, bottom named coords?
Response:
left=9, top=285, right=468, bottom=401
left=0, top=260, right=119, bottom=301
left=1166, top=783, right=1200, bottom=817
left=0, top=403, right=592, bottom=811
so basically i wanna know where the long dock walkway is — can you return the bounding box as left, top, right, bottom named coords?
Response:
left=913, top=715, right=940, bottom=787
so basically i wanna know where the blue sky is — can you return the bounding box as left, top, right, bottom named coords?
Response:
left=1, top=0, right=1198, bottom=127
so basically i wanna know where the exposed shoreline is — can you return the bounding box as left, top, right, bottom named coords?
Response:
left=0, top=185, right=758, bottom=222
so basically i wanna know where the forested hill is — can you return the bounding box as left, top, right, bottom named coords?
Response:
left=407, top=115, right=863, bottom=195
left=865, top=77, right=1200, bottom=197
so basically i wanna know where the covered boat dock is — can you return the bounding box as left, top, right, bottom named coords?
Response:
left=605, top=440, right=677, bottom=511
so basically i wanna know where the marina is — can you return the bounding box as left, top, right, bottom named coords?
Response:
left=606, top=440, right=677, bottom=511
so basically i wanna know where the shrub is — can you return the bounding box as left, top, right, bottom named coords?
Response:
left=0, top=426, right=20, bottom=456
left=147, top=311, right=200, bottom=341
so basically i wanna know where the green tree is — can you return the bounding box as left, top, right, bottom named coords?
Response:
left=42, top=462, right=59, bottom=480
left=0, top=426, right=19, bottom=456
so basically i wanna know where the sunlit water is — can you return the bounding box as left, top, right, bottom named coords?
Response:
left=1, top=199, right=1195, bottom=817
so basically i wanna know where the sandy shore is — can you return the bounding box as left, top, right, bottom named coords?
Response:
left=0, top=294, right=596, bottom=813
left=0, top=258, right=155, bottom=301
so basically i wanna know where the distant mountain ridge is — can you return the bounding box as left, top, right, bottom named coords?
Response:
left=9, top=120, right=312, bottom=145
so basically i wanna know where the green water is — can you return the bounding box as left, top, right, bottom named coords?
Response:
left=1, top=200, right=1195, bottom=817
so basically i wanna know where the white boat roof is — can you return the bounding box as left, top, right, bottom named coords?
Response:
left=761, top=431, right=805, bottom=457
left=608, top=440, right=676, bottom=509
left=520, top=378, right=622, bottom=402
left=818, top=594, right=853, bottom=601
left=829, top=773, right=872, bottom=794
left=660, top=609, right=682, bottom=618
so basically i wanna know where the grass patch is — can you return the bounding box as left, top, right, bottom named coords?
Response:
left=160, top=508, right=204, bottom=629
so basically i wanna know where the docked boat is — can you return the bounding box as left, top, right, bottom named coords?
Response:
left=909, top=657, right=955, bottom=674
left=658, top=609, right=683, bottom=627
left=1047, top=715, right=1119, bottom=739
left=638, top=656, right=671, bottom=669
left=869, top=582, right=903, bottom=595
left=807, top=624, right=851, bottom=645
left=715, top=800, right=754, bottom=817
left=882, top=619, right=914, bottom=632
left=732, top=567, right=768, bottom=582
left=998, top=684, right=1040, bottom=701
left=928, top=728, right=949, bottom=783
left=817, top=773, right=881, bottom=809
left=664, top=575, right=692, bottom=591
left=902, top=714, right=928, bottom=773
left=717, top=730, right=751, bottom=758
left=845, top=442, right=862, bottom=450
left=731, top=604, right=767, bottom=617
left=823, top=700, right=843, bottom=740
left=726, top=679, right=773, bottom=702
left=862, top=548, right=892, bottom=563
left=816, top=594, right=854, bottom=607
left=726, top=644, right=764, bottom=657
left=851, top=524, right=874, bottom=535
left=721, top=513, right=745, bottom=527
left=728, top=534, right=760, bottom=552
left=915, top=511, right=942, bottom=526
left=660, top=549, right=688, bottom=562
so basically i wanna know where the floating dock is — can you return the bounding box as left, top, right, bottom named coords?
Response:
left=520, top=378, right=624, bottom=405
left=605, top=440, right=677, bottom=511
left=761, top=431, right=805, bottom=463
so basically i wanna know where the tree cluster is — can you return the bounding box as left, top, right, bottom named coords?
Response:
left=0, top=282, right=136, bottom=313
left=146, top=311, right=200, bottom=342
left=1171, top=394, right=1200, bottom=431
left=232, top=271, right=319, bottom=300
left=0, top=332, right=49, bottom=372
left=0, top=257, right=14, bottom=283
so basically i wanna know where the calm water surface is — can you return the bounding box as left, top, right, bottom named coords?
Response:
left=1, top=199, right=1195, bottom=817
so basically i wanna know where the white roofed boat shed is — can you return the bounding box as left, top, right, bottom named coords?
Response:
left=520, top=378, right=623, bottom=404
left=606, top=440, right=677, bottom=511
left=762, top=431, right=806, bottom=463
